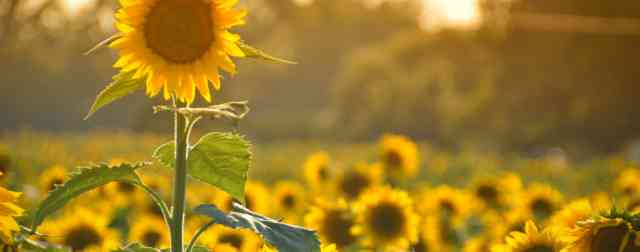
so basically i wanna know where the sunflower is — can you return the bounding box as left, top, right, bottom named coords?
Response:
left=548, top=199, right=594, bottom=232
left=463, top=236, right=494, bottom=252
left=417, top=185, right=475, bottom=222
left=422, top=214, right=463, bottom=252
left=103, top=179, right=146, bottom=207
left=244, top=181, right=271, bottom=215
left=304, top=199, right=357, bottom=249
left=260, top=244, right=339, bottom=252
left=303, top=151, right=332, bottom=188
left=351, top=186, right=419, bottom=250
left=39, top=207, right=120, bottom=252
left=517, top=183, right=564, bottom=222
left=200, top=225, right=262, bottom=252
left=492, top=220, right=566, bottom=252
left=39, top=165, right=67, bottom=194
left=0, top=179, right=23, bottom=244
left=110, top=0, right=246, bottom=104
left=564, top=216, right=640, bottom=252
left=470, top=173, right=523, bottom=210
left=129, top=215, right=170, bottom=248
left=614, top=168, right=640, bottom=196
left=335, top=162, right=383, bottom=200
left=0, top=152, right=10, bottom=179
left=379, top=134, right=419, bottom=179
left=273, top=181, right=306, bottom=222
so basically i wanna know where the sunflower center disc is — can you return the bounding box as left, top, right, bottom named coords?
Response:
left=219, top=234, right=244, bottom=248
left=340, top=172, right=369, bottom=199
left=591, top=223, right=629, bottom=252
left=523, top=244, right=555, bottom=252
left=64, top=225, right=103, bottom=251
left=323, top=210, right=356, bottom=247
left=143, top=231, right=162, bottom=247
left=369, top=203, right=405, bottom=238
left=144, top=0, right=214, bottom=63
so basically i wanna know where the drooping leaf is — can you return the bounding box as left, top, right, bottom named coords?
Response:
left=236, top=41, right=297, bottom=65
left=153, top=133, right=251, bottom=203
left=112, top=243, right=161, bottom=252
left=85, top=70, right=145, bottom=120
left=193, top=203, right=321, bottom=252
left=30, top=162, right=148, bottom=231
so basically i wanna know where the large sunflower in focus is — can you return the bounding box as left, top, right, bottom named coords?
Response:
left=111, top=0, right=246, bottom=104
left=565, top=215, right=640, bottom=252
left=351, top=186, right=419, bottom=250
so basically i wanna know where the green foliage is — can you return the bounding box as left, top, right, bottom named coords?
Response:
left=236, top=41, right=297, bottom=64
left=193, top=203, right=321, bottom=252
left=153, top=133, right=251, bottom=203
left=85, top=70, right=145, bottom=120
left=19, top=238, right=69, bottom=252
left=30, top=162, right=148, bottom=231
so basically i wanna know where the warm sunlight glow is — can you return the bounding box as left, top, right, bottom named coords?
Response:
left=61, top=0, right=96, bottom=16
left=420, top=0, right=482, bottom=30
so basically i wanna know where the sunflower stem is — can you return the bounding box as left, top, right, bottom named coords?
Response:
left=171, top=101, right=190, bottom=252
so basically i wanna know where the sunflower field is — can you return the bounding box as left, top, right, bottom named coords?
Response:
left=1, top=130, right=639, bottom=252
left=2, top=0, right=640, bottom=251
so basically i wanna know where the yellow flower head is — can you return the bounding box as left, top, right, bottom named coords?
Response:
left=470, top=173, right=523, bottom=210
left=200, top=225, right=262, bottom=252
left=0, top=181, right=23, bottom=244
left=492, top=220, right=566, bottom=252
left=548, top=199, right=594, bottom=232
left=351, top=186, right=419, bottom=250
left=40, top=207, right=120, bottom=252
left=128, top=214, right=171, bottom=248
left=565, top=216, right=640, bottom=252
left=39, top=165, right=67, bottom=194
left=304, top=199, right=357, bottom=249
left=334, top=162, right=383, bottom=200
left=303, top=151, right=332, bottom=188
left=517, top=183, right=564, bottom=222
left=614, top=168, right=640, bottom=196
left=417, top=185, right=475, bottom=222
left=273, top=181, right=306, bottom=222
left=110, top=0, right=247, bottom=104
left=379, top=134, right=419, bottom=179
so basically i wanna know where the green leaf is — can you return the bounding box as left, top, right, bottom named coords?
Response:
left=85, top=70, right=145, bottom=120
left=113, top=243, right=161, bottom=252
left=30, top=162, right=148, bottom=231
left=193, top=203, right=321, bottom=252
left=236, top=41, right=297, bottom=64
left=153, top=133, right=251, bottom=203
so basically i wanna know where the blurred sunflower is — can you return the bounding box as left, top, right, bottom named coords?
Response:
left=110, top=0, right=246, bottom=103
left=303, top=151, right=332, bottom=189
left=463, top=236, right=494, bottom=252
left=565, top=216, right=640, bottom=252
left=351, top=186, right=419, bottom=250
left=418, top=185, right=474, bottom=222
left=335, top=162, right=383, bottom=200
left=423, top=214, right=462, bottom=252
left=129, top=215, right=170, bottom=248
left=40, top=207, right=119, bottom=252
left=518, top=183, right=564, bottom=222
left=200, top=225, right=262, bottom=252
left=613, top=168, right=640, bottom=196
left=0, top=178, right=23, bottom=244
left=0, top=152, right=10, bottom=179
left=548, top=199, right=594, bottom=232
left=260, top=244, right=338, bottom=252
left=379, top=134, right=419, bottom=179
left=492, top=220, right=565, bottom=252
left=273, top=181, right=306, bottom=222
left=244, top=181, right=271, bottom=215
left=39, top=165, right=67, bottom=194
left=103, top=180, right=146, bottom=207
left=304, top=199, right=357, bottom=249
left=470, top=173, right=523, bottom=210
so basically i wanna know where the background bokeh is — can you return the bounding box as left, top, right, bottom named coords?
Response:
left=1, top=0, right=640, bottom=155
